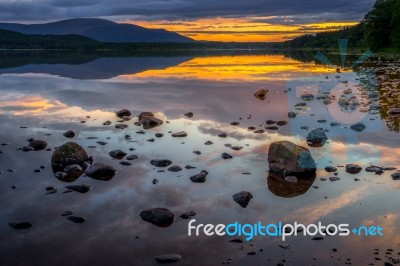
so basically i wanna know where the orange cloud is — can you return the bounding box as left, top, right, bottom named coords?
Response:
left=120, top=17, right=358, bottom=42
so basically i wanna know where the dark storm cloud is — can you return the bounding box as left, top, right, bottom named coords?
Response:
left=0, top=0, right=375, bottom=23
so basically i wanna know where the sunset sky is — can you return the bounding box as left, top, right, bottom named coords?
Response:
left=0, top=0, right=375, bottom=42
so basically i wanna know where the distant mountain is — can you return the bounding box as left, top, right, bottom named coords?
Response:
left=0, top=18, right=193, bottom=43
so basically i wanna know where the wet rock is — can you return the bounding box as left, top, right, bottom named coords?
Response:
left=179, top=211, right=196, bottom=219
left=120, top=161, right=131, bottom=166
left=152, top=179, right=159, bottom=185
left=154, top=254, right=182, bottom=264
left=265, top=126, right=279, bottom=130
left=126, top=155, right=138, bottom=160
left=22, top=146, right=34, bottom=152
left=204, top=141, right=213, bottom=145
left=28, top=140, right=47, bottom=151
left=268, top=141, right=316, bottom=176
left=350, top=123, right=366, bottom=132
left=230, top=122, right=240, bottom=126
left=64, top=164, right=83, bottom=175
left=184, top=112, right=193, bottom=118
left=288, top=112, right=297, bottom=118
left=8, top=222, right=32, bottom=229
left=51, top=142, right=90, bottom=182
left=388, top=108, right=400, bottom=118
left=103, top=120, right=112, bottom=126
left=391, top=172, right=400, bottom=180
left=254, top=89, right=268, bottom=101
left=96, top=141, right=107, bottom=146
left=65, top=184, right=92, bottom=193
left=140, top=208, right=174, bottom=227
left=266, top=120, right=276, bottom=125
left=155, top=133, right=164, bottom=138
left=185, top=165, right=196, bottom=169
left=277, top=121, right=288, bottom=126
left=325, top=166, right=337, bottom=172
left=151, top=160, right=172, bottom=167
left=301, top=93, right=314, bottom=101
left=68, top=216, right=86, bottom=223
left=222, top=153, right=233, bottom=159
left=168, top=165, right=182, bottom=172
left=193, top=151, right=201, bottom=155
left=229, top=236, right=244, bottom=243
left=329, top=176, right=340, bottom=182
left=63, top=130, right=75, bottom=138
left=138, top=112, right=163, bottom=129
left=190, top=170, right=208, bottom=183
left=115, top=124, right=128, bottom=129
left=233, top=191, right=253, bottom=208
left=109, top=150, right=127, bottom=160
left=85, top=163, right=116, bottom=181
left=61, top=211, right=73, bottom=216
left=171, top=131, right=187, bottom=137
left=346, top=164, right=362, bottom=174
left=231, top=146, right=243, bottom=151
left=306, top=128, right=328, bottom=147
left=116, top=109, right=131, bottom=118
left=218, top=132, right=228, bottom=138
left=365, top=165, right=383, bottom=172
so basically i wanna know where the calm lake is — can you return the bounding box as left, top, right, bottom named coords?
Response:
left=0, top=52, right=399, bottom=266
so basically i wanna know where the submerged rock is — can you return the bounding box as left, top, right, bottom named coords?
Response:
left=254, top=89, right=268, bottom=101
left=8, top=222, right=32, bottom=229
left=168, top=165, right=182, bottom=172
left=138, top=112, right=163, bottom=129
left=350, top=123, right=366, bottom=132
left=222, top=153, right=233, bottom=159
left=391, top=172, right=400, bottom=180
left=63, top=130, right=76, bottom=139
left=171, top=131, right=187, bottom=137
left=154, top=254, right=182, bottom=264
left=85, top=163, right=116, bottom=181
left=233, top=191, right=253, bottom=208
left=68, top=216, right=86, bottom=223
left=151, top=160, right=172, bottom=167
left=116, top=109, right=131, bottom=118
left=346, top=164, right=362, bottom=174
left=179, top=211, right=196, bottom=219
left=268, top=141, right=316, bottom=176
left=51, top=142, right=90, bottom=182
left=28, top=140, right=48, bottom=151
left=306, top=128, right=328, bottom=147
left=190, top=170, right=208, bottom=183
left=65, top=184, right=92, bottom=193
left=140, top=208, right=174, bottom=227
left=109, top=150, right=127, bottom=160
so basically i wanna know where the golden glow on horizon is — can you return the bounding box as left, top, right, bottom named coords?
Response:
left=118, top=55, right=335, bottom=81
left=120, top=17, right=358, bottom=42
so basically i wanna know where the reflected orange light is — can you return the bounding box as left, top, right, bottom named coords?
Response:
left=118, top=55, right=334, bottom=81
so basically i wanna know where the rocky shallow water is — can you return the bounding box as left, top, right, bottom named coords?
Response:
left=0, top=54, right=400, bottom=265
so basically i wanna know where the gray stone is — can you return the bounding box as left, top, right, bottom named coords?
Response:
left=140, top=208, right=174, bottom=227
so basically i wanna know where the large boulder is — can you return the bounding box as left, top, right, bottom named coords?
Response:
left=51, top=142, right=90, bottom=182
left=268, top=141, right=316, bottom=176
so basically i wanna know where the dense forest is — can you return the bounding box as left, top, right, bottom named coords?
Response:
left=284, top=0, right=400, bottom=51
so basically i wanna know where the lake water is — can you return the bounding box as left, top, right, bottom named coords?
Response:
left=0, top=52, right=399, bottom=266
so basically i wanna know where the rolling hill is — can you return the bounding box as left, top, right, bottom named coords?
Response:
left=0, top=18, right=193, bottom=43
